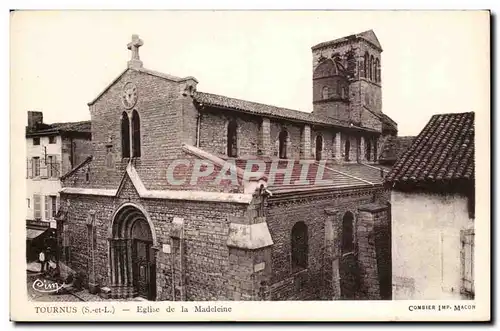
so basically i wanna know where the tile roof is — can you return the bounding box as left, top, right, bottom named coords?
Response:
left=26, top=120, right=91, bottom=136
left=385, top=112, right=474, bottom=185
left=379, top=136, right=415, bottom=164
left=311, top=29, right=382, bottom=51
left=193, top=91, right=380, bottom=133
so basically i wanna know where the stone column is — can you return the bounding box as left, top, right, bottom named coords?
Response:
left=324, top=208, right=341, bottom=299
left=360, top=136, right=366, bottom=162
left=109, top=239, right=116, bottom=286
left=260, top=118, right=271, bottom=156
left=357, top=203, right=390, bottom=300
left=334, top=132, right=342, bottom=163
left=301, top=125, right=311, bottom=159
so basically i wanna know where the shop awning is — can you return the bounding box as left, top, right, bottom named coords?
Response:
left=26, top=228, right=47, bottom=240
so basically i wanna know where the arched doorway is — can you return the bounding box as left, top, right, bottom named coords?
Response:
left=344, top=139, right=351, bottom=161
left=315, top=135, right=323, bottom=161
left=279, top=130, right=288, bottom=159
left=110, top=205, right=156, bottom=300
left=339, top=211, right=360, bottom=299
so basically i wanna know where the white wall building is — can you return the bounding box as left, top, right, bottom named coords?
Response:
left=25, top=111, right=92, bottom=256
left=385, top=112, right=475, bottom=300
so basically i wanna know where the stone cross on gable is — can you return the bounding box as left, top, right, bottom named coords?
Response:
left=127, top=34, right=144, bottom=69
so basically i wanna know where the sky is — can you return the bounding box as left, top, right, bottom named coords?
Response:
left=10, top=10, right=489, bottom=136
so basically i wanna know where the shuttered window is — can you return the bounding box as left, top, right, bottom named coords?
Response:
left=44, top=195, right=50, bottom=220
left=32, top=157, right=40, bottom=177
left=461, top=229, right=474, bottom=299
left=51, top=196, right=57, bottom=218
left=33, top=195, right=41, bottom=219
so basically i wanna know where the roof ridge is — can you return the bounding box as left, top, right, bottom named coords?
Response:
left=194, top=91, right=308, bottom=114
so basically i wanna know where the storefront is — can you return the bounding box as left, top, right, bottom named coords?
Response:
left=26, top=219, right=57, bottom=262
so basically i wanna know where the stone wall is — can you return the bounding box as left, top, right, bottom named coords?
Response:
left=88, top=69, right=197, bottom=191
left=265, top=186, right=391, bottom=300
left=61, top=187, right=253, bottom=301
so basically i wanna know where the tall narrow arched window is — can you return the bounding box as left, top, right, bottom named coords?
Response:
left=315, top=135, right=323, bottom=161
left=375, top=58, right=380, bottom=82
left=291, top=221, right=308, bottom=271
left=131, top=110, right=141, bottom=157
left=279, top=130, right=288, bottom=159
left=342, top=212, right=355, bottom=255
left=322, top=86, right=330, bottom=100
left=344, top=139, right=350, bottom=161
left=121, top=112, right=130, bottom=158
left=227, top=119, right=238, bottom=157
left=366, top=139, right=372, bottom=161
left=369, top=55, right=374, bottom=80
left=363, top=52, right=369, bottom=78
left=332, top=134, right=336, bottom=158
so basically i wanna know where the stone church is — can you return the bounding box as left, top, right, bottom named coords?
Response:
left=57, top=30, right=397, bottom=301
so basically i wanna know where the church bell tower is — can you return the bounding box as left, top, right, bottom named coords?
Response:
left=311, top=30, right=383, bottom=126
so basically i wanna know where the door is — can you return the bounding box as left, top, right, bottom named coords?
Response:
left=132, top=239, right=155, bottom=300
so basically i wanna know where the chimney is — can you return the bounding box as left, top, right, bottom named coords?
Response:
left=27, top=111, right=43, bottom=129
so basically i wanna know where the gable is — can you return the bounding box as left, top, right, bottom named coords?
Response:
left=116, top=172, right=141, bottom=200
left=358, top=30, right=383, bottom=50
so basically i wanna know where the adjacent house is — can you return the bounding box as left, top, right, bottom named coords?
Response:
left=385, top=112, right=475, bottom=300
left=25, top=111, right=92, bottom=261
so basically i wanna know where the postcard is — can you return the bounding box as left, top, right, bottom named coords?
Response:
left=10, top=10, right=490, bottom=322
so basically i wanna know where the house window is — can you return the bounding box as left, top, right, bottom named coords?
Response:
left=291, top=221, right=308, bottom=272
left=46, top=155, right=58, bottom=178
left=460, top=229, right=474, bottom=299
left=342, top=211, right=355, bottom=255
left=366, top=140, right=372, bottom=161
left=131, top=110, right=141, bottom=157
left=227, top=119, right=238, bottom=157
left=344, top=139, right=350, bottom=161
left=34, top=194, right=41, bottom=219
left=33, top=137, right=40, bottom=145
left=121, top=112, right=130, bottom=158
left=48, top=136, right=56, bottom=144
left=373, top=140, right=378, bottom=161
left=32, top=157, right=40, bottom=177
left=279, top=130, right=288, bottom=159
left=51, top=195, right=57, bottom=218
left=315, top=135, right=323, bottom=161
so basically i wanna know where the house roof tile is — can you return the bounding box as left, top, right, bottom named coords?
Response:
left=385, top=112, right=474, bottom=185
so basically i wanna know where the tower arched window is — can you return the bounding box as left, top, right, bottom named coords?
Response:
left=279, top=130, right=288, bottom=159
left=363, top=52, right=369, bottom=79
left=322, top=86, right=330, bottom=100
left=291, top=221, right=308, bottom=271
left=366, top=139, right=372, bottom=161
left=342, top=212, right=355, bottom=255
left=375, top=58, right=380, bottom=83
left=121, top=112, right=130, bottom=158
left=131, top=110, right=141, bottom=157
left=369, top=55, right=374, bottom=81
left=227, top=119, right=238, bottom=157
left=345, top=139, right=351, bottom=161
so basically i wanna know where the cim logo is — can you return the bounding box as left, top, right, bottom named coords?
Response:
left=32, top=278, right=66, bottom=293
